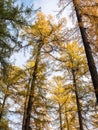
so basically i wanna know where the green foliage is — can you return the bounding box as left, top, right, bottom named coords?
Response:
left=0, top=0, right=33, bottom=73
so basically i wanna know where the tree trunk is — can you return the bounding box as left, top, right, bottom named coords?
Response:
left=72, top=70, right=84, bottom=130
left=22, top=42, right=43, bottom=130
left=0, top=95, right=7, bottom=120
left=65, top=111, right=70, bottom=130
left=59, top=103, right=63, bottom=130
left=73, top=0, right=98, bottom=103
left=22, top=79, right=31, bottom=130
left=0, top=85, right=9, bottom=121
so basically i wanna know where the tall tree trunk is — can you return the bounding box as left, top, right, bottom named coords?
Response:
left=0, top=95, right=7, bottom=120
left=22, top=79, right=31, bottom=130
left=0, top=85, right=9, bottom=121
left=65, top=110, right=70, bottom=130
left=72, top=70, right=84, bottom=130
left=22, top=42, right=43, bottom=130
left=59, top=103, right=63, bottom=130
left=73, top=0, right=98, bottom=103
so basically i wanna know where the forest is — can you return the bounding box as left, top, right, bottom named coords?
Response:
left=0, top=0, right=98, bottom=130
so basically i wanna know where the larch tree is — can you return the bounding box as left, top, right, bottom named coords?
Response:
left=73, top=0, right=98, bottom=104
left=59, top=42, right=95, bottom=130
left=0, top=1, right=33, bottom=128
left=0, top=64, right=25, bottom=129
left=49, top=76, right=78, bottom=130
left=59, top=0, right=98, bottom=103
left=22, top=59, right=50, bottom=130
left=21, top=12, right=63, bottom=130
left=0, top=0, right=33, bottom=75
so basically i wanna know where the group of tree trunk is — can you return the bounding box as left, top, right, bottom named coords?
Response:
left=0, top=0, right=98, bottom=130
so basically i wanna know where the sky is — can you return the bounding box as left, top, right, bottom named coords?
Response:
left=17, top=0, right=59, bottom=15
left=33, top=0, right=59, bottom=14
left=11, top=0, right=72, bottom=68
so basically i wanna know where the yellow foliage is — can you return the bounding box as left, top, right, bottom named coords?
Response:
left=51, top=85, right=67, bottom=104
left=26, top=61, right=35, bottom=68
left=0, top=65, right=25, bottom=87
left=22, top=12, right=63, bottom=45
left=60, top=42, right=88, bottom=73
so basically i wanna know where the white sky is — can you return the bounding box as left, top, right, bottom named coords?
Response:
left=33, top=0, right=59, bottom=15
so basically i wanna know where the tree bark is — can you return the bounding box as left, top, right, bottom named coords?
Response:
left=22, top=79, right=31, bottom=130
left=72, top=70, right=84, bottom=130
left=65, top=111, right=70, bottom=130
left=73, top=0, right=98, bottom=103
left=59, top=103, right=63, bottom=130
left=22, top=43, right=43, bottom=130
left=0, top=85, right=9, bottom=121
left=0, top=95, right=7, bottom=120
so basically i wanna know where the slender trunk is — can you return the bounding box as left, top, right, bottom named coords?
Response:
left=22, top=43, right=43, bottom=130
left=59, top=103, right=63, bottom=130
left=0, top=86, right=9, bottom=121
left=65, top=111, right=70, bottom=130
left=73, top=0, right=98, bottom=103
left=0, top=95, right=7, bottom=120
left=72, top=70, right=83, bottom=130
left=22, top=79, right=31, bottom=130
left=0, top=0, right=8, bottom=119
